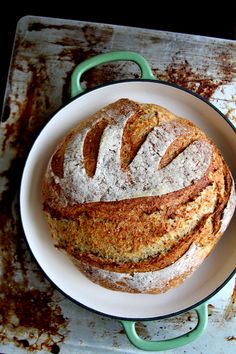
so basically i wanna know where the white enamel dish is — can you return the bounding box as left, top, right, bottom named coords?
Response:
left=20, top=52, right=236, bottom=351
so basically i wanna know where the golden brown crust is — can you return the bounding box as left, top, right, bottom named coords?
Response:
left=42, top=98, right=236, bottom=293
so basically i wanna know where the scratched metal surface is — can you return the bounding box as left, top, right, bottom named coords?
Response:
left=0, top=15, right=235, bottom=354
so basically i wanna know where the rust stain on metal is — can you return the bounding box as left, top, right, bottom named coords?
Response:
left=154, top=51, right=233, bottom=100
left=52, top=24, right=114, bottom=48
left=224, top=278, right=236, bottom=320
left=208, top=304, right=215, bottom=316
left=225, top=336, right=236, bottom=341
left=0, top=201, right=69, bottom=351
left=81, top=62, right=137, bottom=90
left=148, top=35, right=161, bottom=44
left=0, top=32, right=70, bottom=353
left=118, top=328, right=126, bottom=335
left=135, top=322, right=151, bottom=340
left=59, top=47, right=101, bottom=101
left=0, top=20, right=119, bottom=352
left=224, top=106, right=235, bottom=121
left=0, top=151, right=69, bottom=352
left=28, top=22, right=84, bottom=33
left=58, top=24, right=115, bottom=100
left=82, top=24, right=114, bottom=46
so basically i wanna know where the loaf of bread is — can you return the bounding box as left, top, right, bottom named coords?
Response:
left=42, top=98, right=236, bottom=294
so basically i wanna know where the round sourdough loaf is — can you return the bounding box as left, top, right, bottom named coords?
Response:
left=42, top=98, right=236, bottom=294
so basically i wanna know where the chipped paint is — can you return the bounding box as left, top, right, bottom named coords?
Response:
left=0, top=15, right=236, bottom=353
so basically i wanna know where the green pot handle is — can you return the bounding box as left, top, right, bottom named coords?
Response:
left=120, top=302, right=208, bottom=351
left=71, top=51, right=156, bottom=97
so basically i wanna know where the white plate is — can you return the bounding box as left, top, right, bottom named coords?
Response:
left=20, top=80, right=236, bottom=320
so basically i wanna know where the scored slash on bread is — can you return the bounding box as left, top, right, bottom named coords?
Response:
left=42, top=98, right=236, bottom=293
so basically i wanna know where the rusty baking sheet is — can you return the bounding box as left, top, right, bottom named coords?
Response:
left=0, top=15, right=236, bottom=353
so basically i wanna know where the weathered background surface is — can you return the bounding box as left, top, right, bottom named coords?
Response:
left=0, top=16, right=235, bottom=353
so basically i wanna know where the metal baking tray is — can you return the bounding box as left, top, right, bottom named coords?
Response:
left=0, top=15, right=235, bottom=353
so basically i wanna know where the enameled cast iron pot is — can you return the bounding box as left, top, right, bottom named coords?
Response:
left=20, top=51, right=236, bottom=351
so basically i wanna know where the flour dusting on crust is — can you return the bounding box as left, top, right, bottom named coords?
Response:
left=49, top=117, right=212, bottom=203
